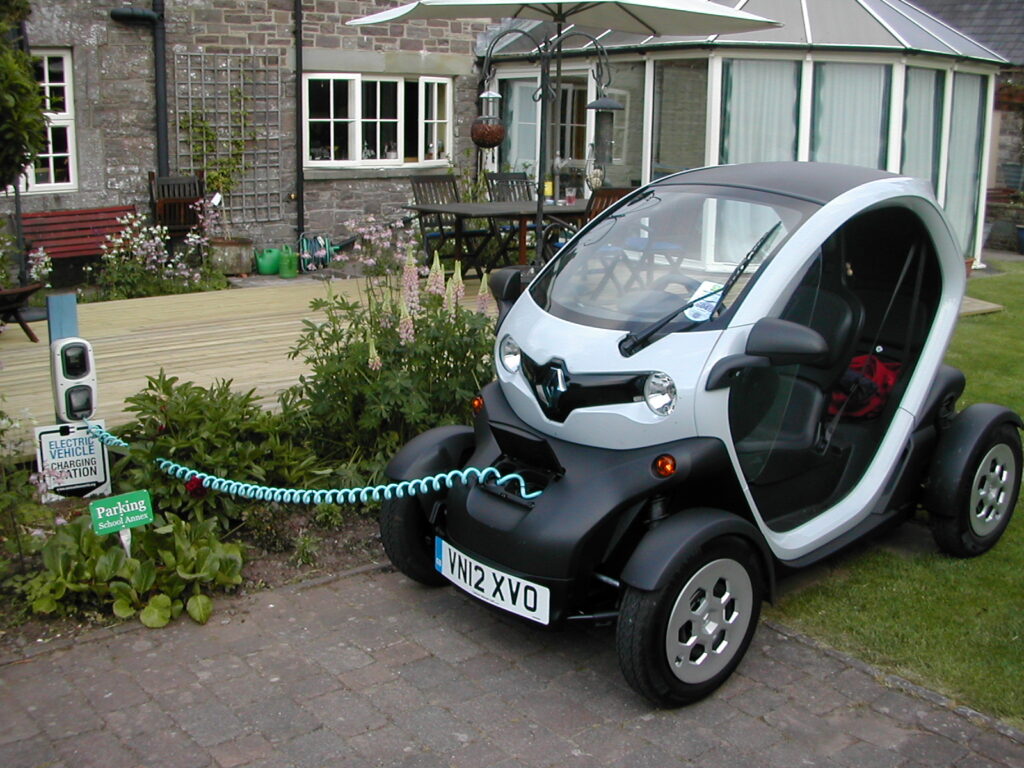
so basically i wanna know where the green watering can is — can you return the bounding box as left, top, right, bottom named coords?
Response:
left=278, top=245, right=298, bottom=279
left=255, top=248, right=281, bottom=275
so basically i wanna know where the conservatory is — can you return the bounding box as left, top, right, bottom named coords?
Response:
left=484, top=0, right=1004, bottom=263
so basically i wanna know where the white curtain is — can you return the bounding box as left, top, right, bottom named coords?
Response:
left=501, top=79, right=538, bottom=174
left=720, top=59, right=799, bottom=164
left=944, top=73, right=986, bottom=258
left=811, top=62, right=890, bottom=168
left=901, top=67, right=944, bottom=191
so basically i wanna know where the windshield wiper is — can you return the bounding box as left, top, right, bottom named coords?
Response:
left=618, top=221, right=782, bottom=357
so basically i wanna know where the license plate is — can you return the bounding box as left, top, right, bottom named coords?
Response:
left=435, top=538, right=550, bottom=625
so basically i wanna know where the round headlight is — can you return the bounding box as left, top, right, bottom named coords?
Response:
left=499, top=335, right=521, bottom=373
left=644, top=372, right=676, bottom=416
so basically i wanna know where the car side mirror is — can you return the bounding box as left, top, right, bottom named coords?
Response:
left=490, top=266, right=530, bottom=326
left=705, top=318, right=829, bottom=391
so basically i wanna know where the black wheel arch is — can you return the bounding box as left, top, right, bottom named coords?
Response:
left=619, top=508, right=776, bottom=603
left=924, top=403, right=1024, bottom=519
left=385, top=424, right=475, bottom=481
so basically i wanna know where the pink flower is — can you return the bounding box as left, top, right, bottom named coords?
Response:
left=367, top=335, right=382, bottom=370
left=477, top=271, right=494, bottom=313
left=401, top=252, right=421, bottom=315
left=398, top=298, right=415, bottom=343
left=425, top=253, right=445, bottom=295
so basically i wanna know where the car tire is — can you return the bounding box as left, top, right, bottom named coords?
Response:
left=931, top=423, right=1021, bottom=558
left=616, top=537, right=763, bottom=707
left=379, top=496, right=447, bottom=586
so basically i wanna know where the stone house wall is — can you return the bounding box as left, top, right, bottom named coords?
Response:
left=4, top=0, right=487, bottom=256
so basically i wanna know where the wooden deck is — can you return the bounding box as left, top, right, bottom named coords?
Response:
left=1, top=278, right=368, bottom=452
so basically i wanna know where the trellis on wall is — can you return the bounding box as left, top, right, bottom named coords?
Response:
left=172, top=52, right=283, bottom=225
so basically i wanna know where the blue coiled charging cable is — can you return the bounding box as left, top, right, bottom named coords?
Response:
left=85, top=420, right=542, bottom=503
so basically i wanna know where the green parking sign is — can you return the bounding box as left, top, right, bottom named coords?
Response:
left=89, top=490, right=153, bottom=536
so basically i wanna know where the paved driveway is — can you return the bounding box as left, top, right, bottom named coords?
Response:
left=1, top=567, right=1021, bottom=768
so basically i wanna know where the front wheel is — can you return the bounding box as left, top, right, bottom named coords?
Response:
left=616, top=538, right=763, bottom=707
left=931, top=423, right=1021, bottom=558
left=379, top=496, right=446, bottom=586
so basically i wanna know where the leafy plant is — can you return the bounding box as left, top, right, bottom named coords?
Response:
left=0, top=1, right=46, bottom=190
left=115, top=371, right=328, bottom=528
left=22, top=513, right=242, bottom=627
left=242, top=503, right=292, bottom=553
left=87, top=212, right=225, bottom=300
left=281, top=248, right=494, bottom=477
left=291, top=530, right=320, bottom=566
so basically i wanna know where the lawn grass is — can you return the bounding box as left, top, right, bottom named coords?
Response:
left=766, top=257, right=1024, bottom=729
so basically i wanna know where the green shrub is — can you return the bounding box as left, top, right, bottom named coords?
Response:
left=23, top=513, right=242, bottom=627
left=281, top=251, right=493, bottom=476
left=115, top=371, right=327, bottom=528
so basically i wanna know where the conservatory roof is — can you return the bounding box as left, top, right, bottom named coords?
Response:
left=485, top=0, right=1006, bottom=65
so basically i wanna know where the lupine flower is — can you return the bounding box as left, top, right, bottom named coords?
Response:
left=426, top=253, right=445, bottom=295
left=401, top=250, right=421, bottom=315
left=368, top=335, right=382, bottom=370
left=451, top=261, right=465, bottom=306
left=398, top=296, right=415, bottom=343
left=477, top=271, right=493, bottom=313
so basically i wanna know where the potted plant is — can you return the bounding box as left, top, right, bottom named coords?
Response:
left=179, top=87, right=255, bottom=274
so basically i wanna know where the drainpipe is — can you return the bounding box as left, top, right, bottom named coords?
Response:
left=294, top=0, right=305, bottom=237
left=110, top=0, right=169, bottom=177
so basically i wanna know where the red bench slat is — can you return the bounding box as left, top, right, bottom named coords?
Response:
left=18, top=205, right=136, bottom=259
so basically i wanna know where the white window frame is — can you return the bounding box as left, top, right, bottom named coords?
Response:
left=302, top=72, right=453, bottom=168
left=17, top=49, right=77, bottom=194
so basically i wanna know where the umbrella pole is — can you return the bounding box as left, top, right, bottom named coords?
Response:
left=534, top=50, right=550, bottom=266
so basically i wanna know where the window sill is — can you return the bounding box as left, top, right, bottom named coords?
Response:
left=304, top=164, right=451, bottom=182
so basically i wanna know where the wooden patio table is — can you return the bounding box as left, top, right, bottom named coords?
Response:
left=406, top=199, right=588, bottom=265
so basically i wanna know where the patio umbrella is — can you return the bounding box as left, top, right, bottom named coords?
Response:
left=347, top=0, right=779, bottom=37
left=348, top=0, right=780, bottom=261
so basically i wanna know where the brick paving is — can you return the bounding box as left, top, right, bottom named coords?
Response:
left=1, top=566, right=1022, bottom=768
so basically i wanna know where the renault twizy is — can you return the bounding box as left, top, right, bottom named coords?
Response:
left=381, top=162, right=1021, bottom=706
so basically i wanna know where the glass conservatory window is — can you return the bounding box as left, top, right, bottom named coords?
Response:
left=944, top=72, right=986, bottom=257
left=720, top=59, right=799, bottom=164
left=498, top=78, right=539, bottom=174
left=901, top=67, right=945, bottom=192
left=603, top=61, right=644, bottom=188
left=811, top=62, right=890, bottom=169
left=652, top=60, right=707, bottom=179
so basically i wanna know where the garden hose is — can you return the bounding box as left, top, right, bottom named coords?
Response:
left=84, top=420, right=542, bottom=503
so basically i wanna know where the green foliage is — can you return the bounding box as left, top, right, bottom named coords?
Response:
left=22, top=513, right=242, bottom=627
left=281, top=252, right=494, bottom=477
left=115, top=372, right=328, bottom=528
left=179, top=87, right=253, bottom=197
left=291, top=530, right=320, bottom=566
left=241, top=504, right=292, bottom=553
left=0, top=6, right=46, bottom=191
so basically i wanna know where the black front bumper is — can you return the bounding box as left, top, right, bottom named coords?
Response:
left=434, top=381, right=734, bottom=623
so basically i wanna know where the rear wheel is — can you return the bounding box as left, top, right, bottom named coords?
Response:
left=931, top=423, right=1021, bottom=557
left=616, top=539, right=762, bottom=706
left=379, top=496, right=446, bottom=586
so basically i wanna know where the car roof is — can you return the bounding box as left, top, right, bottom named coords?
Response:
left=657, top=162, right=902, bottom=206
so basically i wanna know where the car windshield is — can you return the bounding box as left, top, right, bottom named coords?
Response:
left=530, top=183, right=818, bottom=332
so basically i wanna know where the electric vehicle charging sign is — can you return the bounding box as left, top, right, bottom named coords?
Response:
left=34, top=421, right=111, bottom=500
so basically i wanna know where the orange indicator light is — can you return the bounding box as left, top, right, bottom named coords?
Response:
left=653, top=454, right=676, bottom=478
left=471, top=395, right=485, bottom=414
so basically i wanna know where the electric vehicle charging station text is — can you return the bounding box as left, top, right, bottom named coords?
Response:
left=51, top=337, right=97, bottom=422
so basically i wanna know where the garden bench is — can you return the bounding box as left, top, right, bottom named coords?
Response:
left=18, top=204, right=136, bottom=260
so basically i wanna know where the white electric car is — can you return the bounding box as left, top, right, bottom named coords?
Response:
left=382, top=162, right=1021, bottom=706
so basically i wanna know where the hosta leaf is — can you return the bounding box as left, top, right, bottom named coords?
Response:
left=186, top=594, right=213, bottom=624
